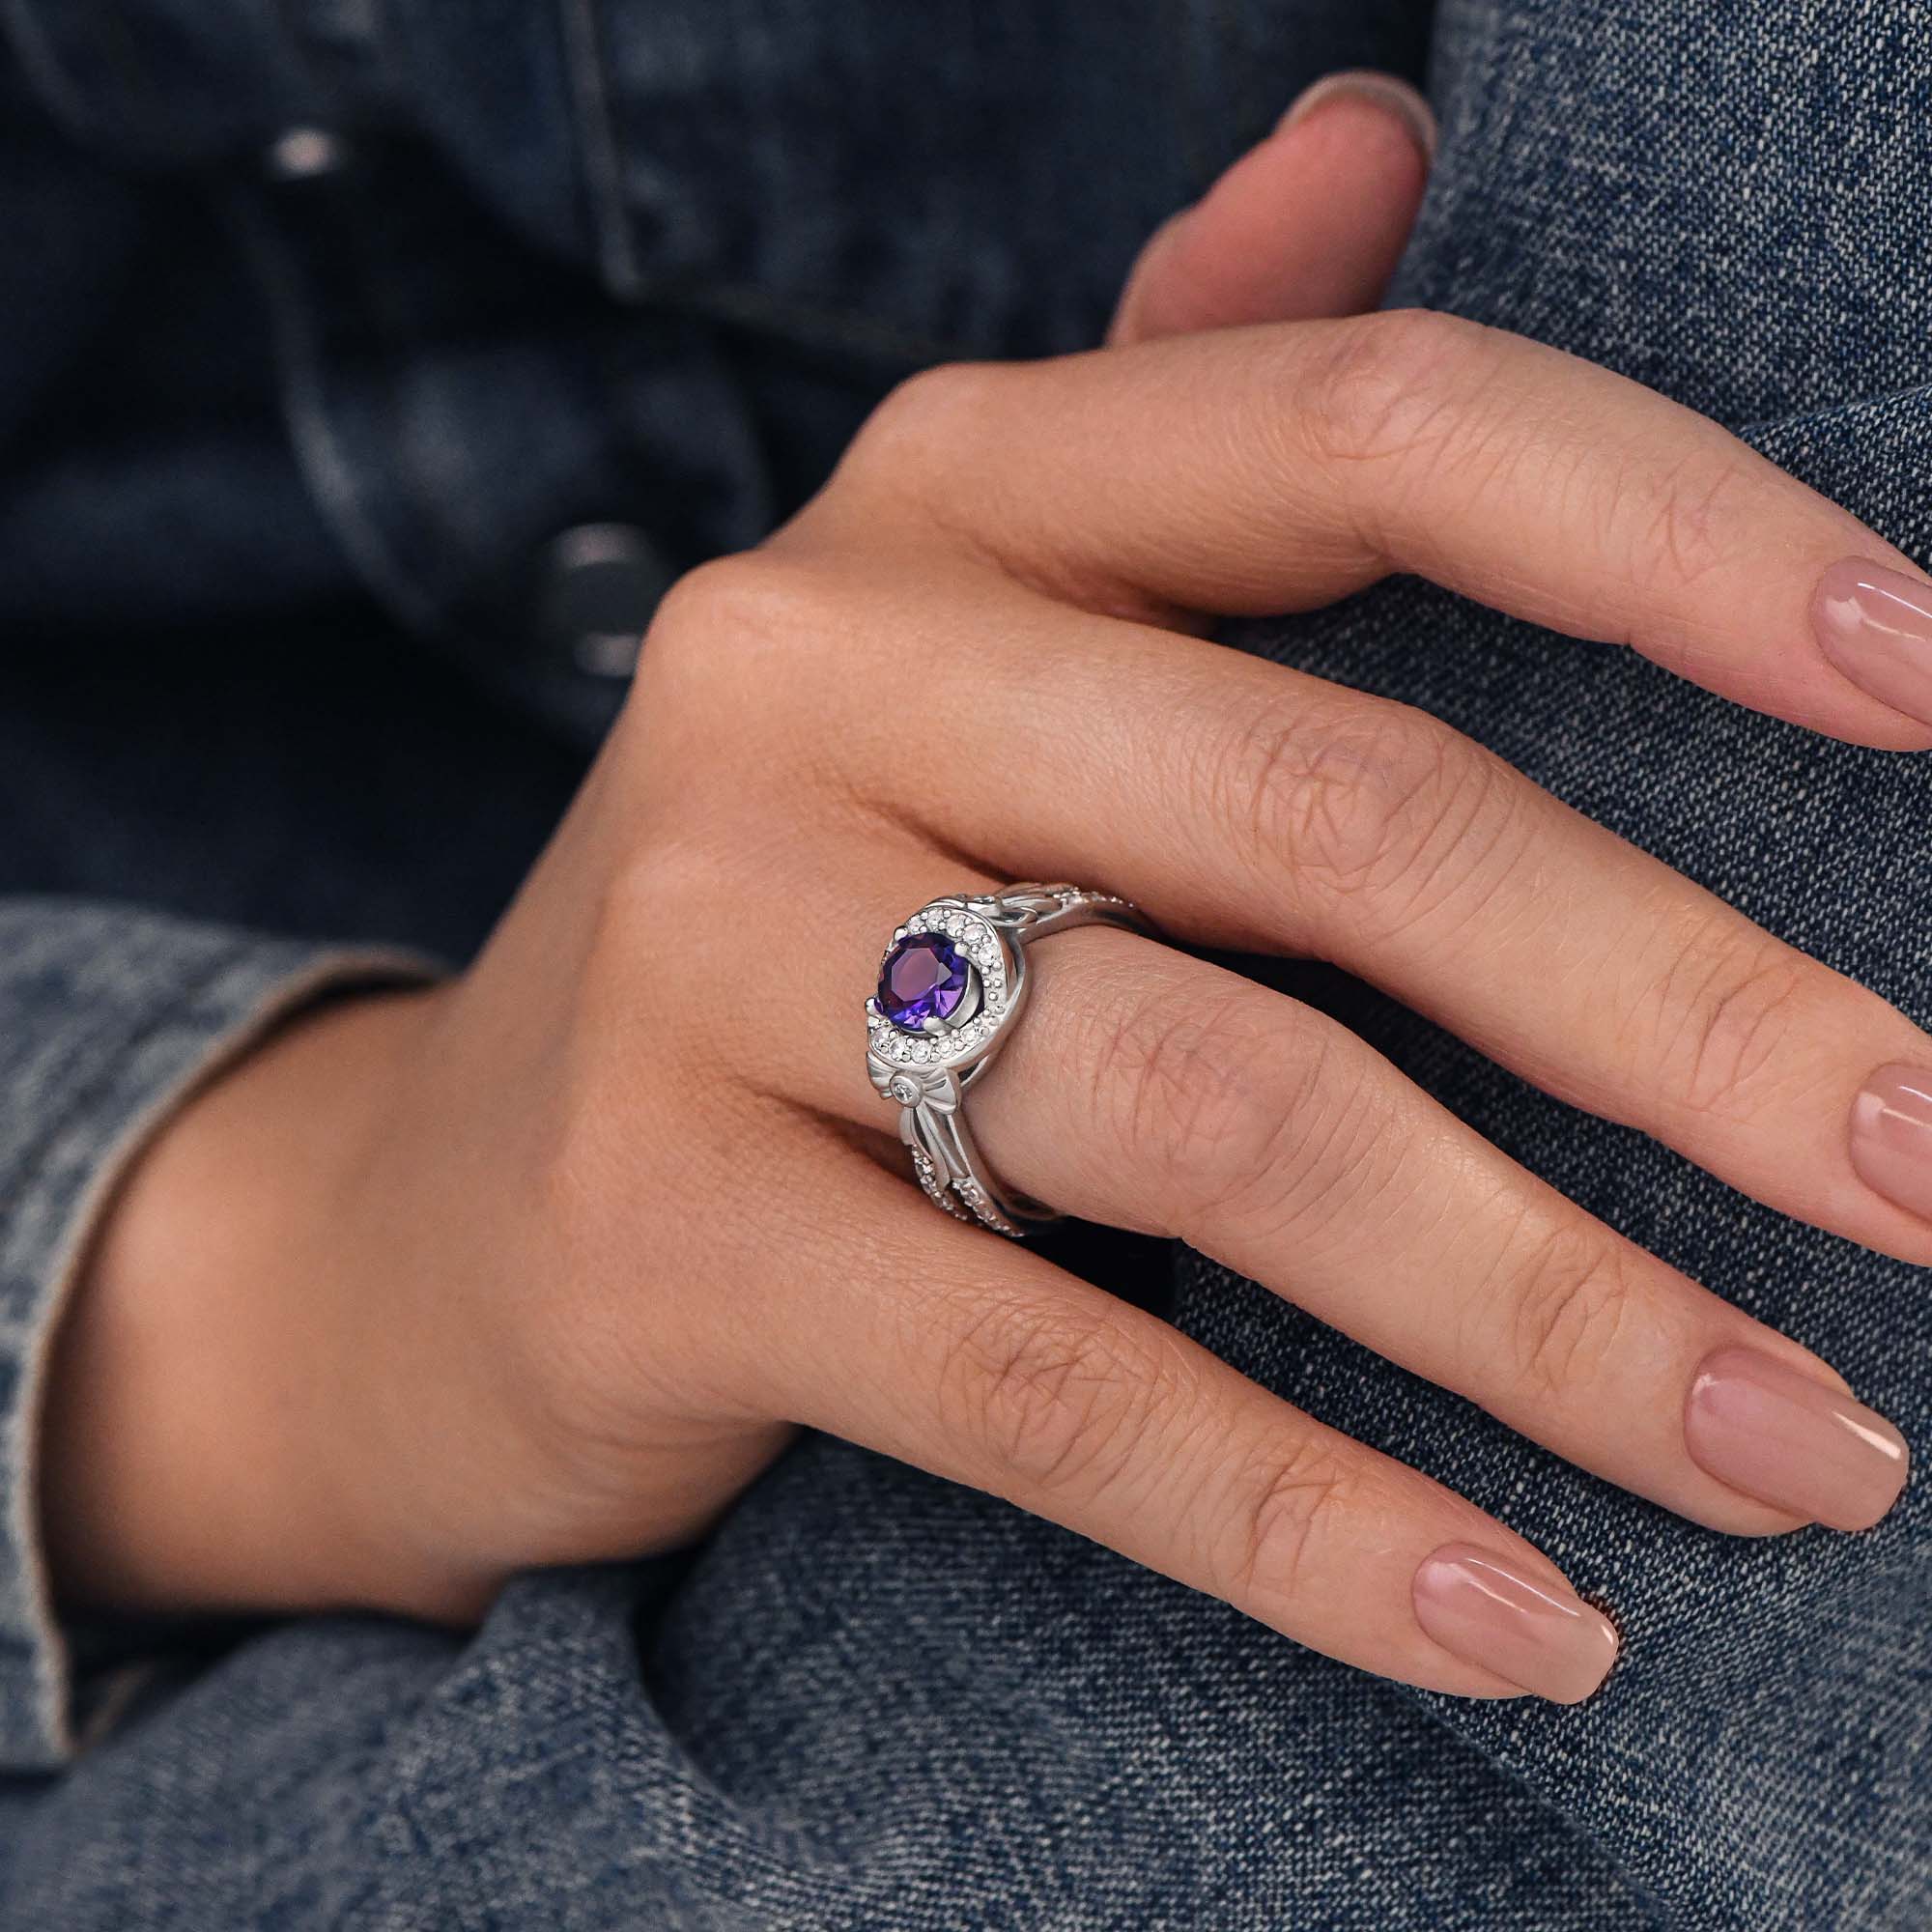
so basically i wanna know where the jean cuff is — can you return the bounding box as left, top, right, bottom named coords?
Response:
left=0, top=907, right=434, bottom=1768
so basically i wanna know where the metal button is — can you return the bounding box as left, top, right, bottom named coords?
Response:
left=538, top=524, right=669, bottom=679
left=266, top=128, right=352, bottom=182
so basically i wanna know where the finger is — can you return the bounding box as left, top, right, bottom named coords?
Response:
left=753, top=1127, right=1619, bottom=1704
left=814, top=316, right=1932, bottom=747
left=960, top=930, right=1911, bottom=1540
left=758, top=847, right=1906, bottom=1544
left=745, top=554, right=1932, bottom=1267
left=1109, top=71, right=1434, bottom=346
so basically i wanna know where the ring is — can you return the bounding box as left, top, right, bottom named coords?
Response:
left=866, top=884, right=1155, bottom=1236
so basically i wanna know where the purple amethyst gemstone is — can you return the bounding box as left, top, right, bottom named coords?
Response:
left=878, top=932, right=970, bottom=1034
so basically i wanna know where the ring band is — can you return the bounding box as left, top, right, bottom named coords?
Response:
left=867, top=884, right=1155, bottom=1236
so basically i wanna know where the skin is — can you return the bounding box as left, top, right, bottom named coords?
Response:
left=41, top=77, right=1928, bottom=1703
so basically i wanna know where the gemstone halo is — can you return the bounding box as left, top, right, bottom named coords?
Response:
left=866, top=900, right=1012, bottom=1070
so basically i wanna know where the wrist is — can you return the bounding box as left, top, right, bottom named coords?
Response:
left=41, top=981, right=450, bottom=1619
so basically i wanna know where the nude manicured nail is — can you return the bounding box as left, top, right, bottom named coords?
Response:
left=1814, top=559, right=1932, bottom=724
left=1278, top=71, right=1437, bottom=161
left=1412, top=1544, right=1618, bottom=1704
left=1685, top=1347, right=1908, bottom=1532
left=1852, top=1062, right=1932, bottom=1225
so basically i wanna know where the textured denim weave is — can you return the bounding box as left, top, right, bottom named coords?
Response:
left=0, top=0, right=1927, bottom=1926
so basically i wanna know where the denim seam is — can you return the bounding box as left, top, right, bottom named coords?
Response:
left=556, top=0, right=642, bottom=301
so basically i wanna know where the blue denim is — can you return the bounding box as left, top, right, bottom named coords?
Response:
left=0, top=0, right=1927, bottom=1926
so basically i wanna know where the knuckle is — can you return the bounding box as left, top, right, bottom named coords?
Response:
left=1651, top=924, right=1812, bottom=1120
left=643, top=552, right=841, bottom=693
left=1100, top=983, right=1375, bottom=1243
left=634, top=552, right=862, bottom=765
left=592, top=839, right=711, bottom=955
left=1504, top=1224, right=1636, bottom=1398
left=1214, top=696, right=1498, bottom=924
left=838, top=360, right=1014, bottom=499
left=580, top=841, right=733, bottom=1039
left=1219, top=1439, right=1361, bottom=1605
left=938, top=1291, right=1156, bottom=1503
left=1629, top=449, right=1757, bottom=597
left=1108, top=989, right=1304, bottom=1206
left=640, top=554, right=755, bottom=676
left=1302, top=308, right=1492, bottom=470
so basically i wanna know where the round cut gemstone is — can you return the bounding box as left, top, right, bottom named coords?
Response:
left=878, top=931, right=970, bottom=1034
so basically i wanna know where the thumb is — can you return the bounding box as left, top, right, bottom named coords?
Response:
left=1109, top=71, right=1435, bottom=347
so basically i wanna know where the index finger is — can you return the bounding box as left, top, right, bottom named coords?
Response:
left=822, top=313, right=1932, bottom=749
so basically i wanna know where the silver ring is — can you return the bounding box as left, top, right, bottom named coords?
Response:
left=866, top=884, right=1156, bottom=1236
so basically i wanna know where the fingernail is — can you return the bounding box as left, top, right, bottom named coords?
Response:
left=1412, top=1543, right=1618, bottom=1704
left=1278, top=71, right=1437, bottom=162
left=1685, top=1347, right=1909, bottom=1532
left=1852, top=1062, right=1932, bottom=1225
left=1814, top=559, right=1932, bottom=725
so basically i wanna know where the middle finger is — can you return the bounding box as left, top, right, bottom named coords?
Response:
left=795, top=566, right=1932, bottom=1269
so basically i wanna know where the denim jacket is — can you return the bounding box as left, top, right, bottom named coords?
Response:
left=0, top=2, right=1928, bottom=1926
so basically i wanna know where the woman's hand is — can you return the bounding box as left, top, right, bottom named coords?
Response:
left=48, top=77, right=1924, bottom=1708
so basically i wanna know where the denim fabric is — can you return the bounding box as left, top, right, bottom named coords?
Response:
left=1175, top=5, right=1932, bottom=1920
left=0, top=0, right=1927, bottom=1927
left=0, top=910, right=427, bottom=1770
left=3, top=0, right=1423, bottom=739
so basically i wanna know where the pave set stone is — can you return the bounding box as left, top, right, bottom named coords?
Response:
left=908, top=1146, right=974, bottom=1223
left=868, top=905, right=1007, bottom=1065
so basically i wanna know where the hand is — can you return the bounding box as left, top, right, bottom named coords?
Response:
left=48, top=75, right=1923, bottom=1709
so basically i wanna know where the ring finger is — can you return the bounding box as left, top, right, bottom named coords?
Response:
left=766, top=851, right=1907, bottom=1542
